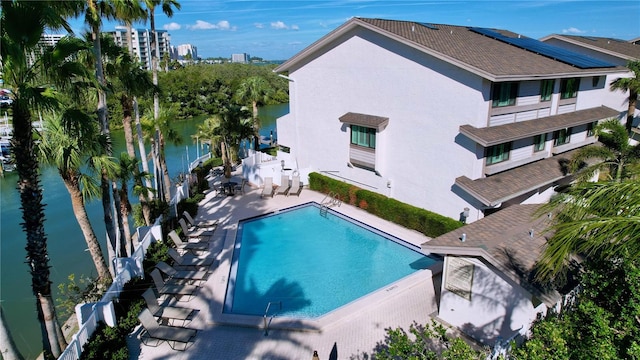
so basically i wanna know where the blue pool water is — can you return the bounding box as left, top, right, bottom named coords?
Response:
left=224, top=202, right=438, bottom=318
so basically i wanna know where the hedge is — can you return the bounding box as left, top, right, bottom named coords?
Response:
left=308, top=172, right=462, bottom=238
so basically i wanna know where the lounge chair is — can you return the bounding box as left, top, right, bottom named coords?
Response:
left=275, top=175, right=290, bottom=196
left=156, top=261, right=210, bottom=285
left=288, top=175, right=303, bottom=196
left=150, top=269, right=198, bottom=301
left=168, top=230, right=209, bottom=254
left=182, top=211, right=218, bottom=230
left=261, top=177, right=275, bottom=198
left=178, top=218, right=213, bottom=241
left=138, top=308, right=197, bottom=351
left=142, top=288, right=196, bottom=326
left=168, top=248, right=216, bottom=270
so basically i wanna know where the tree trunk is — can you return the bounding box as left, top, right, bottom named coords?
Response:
left=119, top=186, right=133, bottom=256
left=111, top=179, right=127, bottom=257
left=12, top=100, right=66, bottom=358
left=159, top=133, right=172, bottom=203
left=626, top=91, right=637, bottom=134
left=0, top=306, right=24, bottom=360
left=38, top=294, right=65, bottom=358
left=252, top=101, right=260, bottom=150
left=62, top=175, right=111, bottom=281
left=134, top=99, right=153, bottom=225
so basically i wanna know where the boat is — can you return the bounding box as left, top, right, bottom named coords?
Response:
left=0, top=137, right=15, bottom=172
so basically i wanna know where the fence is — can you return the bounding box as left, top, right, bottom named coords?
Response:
left=57, top=221, right=162, bottom=360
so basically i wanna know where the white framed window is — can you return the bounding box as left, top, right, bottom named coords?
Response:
left=486, top=142, right=511, bottom=165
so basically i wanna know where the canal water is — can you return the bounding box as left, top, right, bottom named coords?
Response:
left=0, top=103, right=288, bottom=359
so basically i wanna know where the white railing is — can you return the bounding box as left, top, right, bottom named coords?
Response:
left=57, top=219, right=162, bottom=360
left=188, top=153, right=212, bottom=173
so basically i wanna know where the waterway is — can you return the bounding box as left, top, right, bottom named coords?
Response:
left=0, top=103, right=288, bottom=359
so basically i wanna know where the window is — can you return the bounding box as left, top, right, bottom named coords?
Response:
left=540, top=80, right=554, bottom=102
left=350, top=125, right=376, bottom=149
left=587, top=121, right=597, bottom=137
left=534, top=134, right=546, bottom=152
left=560, top=78, right=580, bottom=99
left=492, top=82, right=518, bottom=107
left=554, top=128, right=572, bottom=146
left=486, top=142, right=511, bottom=165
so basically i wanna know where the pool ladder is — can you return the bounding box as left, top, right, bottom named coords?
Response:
left=320, top=192, right=342, bottom=216
left=263, top=301, right=282, bottom=336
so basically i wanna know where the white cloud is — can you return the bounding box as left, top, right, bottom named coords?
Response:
left=291, top=24, right=299, bottom=31
left=187, top=20, right=236, bottom=31
left=271, top=21, right=288, bottom=30
left=562, top=27, right=586, bottom=34
left=163, top=22, right=181, bottom=30
left=254, top=22, right=264, bottom=29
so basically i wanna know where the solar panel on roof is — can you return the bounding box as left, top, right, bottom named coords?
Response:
left=419, top=23, right=439, bottom=30
left=469, top=27, right=615, bottom=69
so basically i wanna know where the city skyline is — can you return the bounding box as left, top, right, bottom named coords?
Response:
left=66, top=1, right=640, bottom=61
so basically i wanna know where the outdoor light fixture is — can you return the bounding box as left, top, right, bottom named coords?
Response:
left=460, top=207, right=470, bottom=223
left=281, top=160, right=285, bottom=170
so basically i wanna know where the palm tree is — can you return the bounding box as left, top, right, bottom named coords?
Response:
left=1, top=2, right=84, bottom=356
left=141, top=106, right=182, bottom=201
left=535, top=181, right=640, bottom=281
left=235, top=76, right=274, bottom=151
left=570, top=119, right=640, bottom=182
left=38, top=110, right=113, bottom=281
left=143, top=0, right=181, bottom=119
left=102, top=34, right=157, bottom=225
left=610, top=60, right=640, bottom=134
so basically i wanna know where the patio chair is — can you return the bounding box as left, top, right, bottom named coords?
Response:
left=156, top=261, right=210, bottom=285
left=275, top=175, right=290, bottom=196
left=150, top=269, right=198, bottom=301
left=178, top=218, right=213, bottom=242
left=234, top=178, right=248, bottom=194
left=168, top=230, right=209, bottom=254
left=138, top=308, right=197, bottom=351
left=288, top=175, right=303, bottom=196
left=142, top=288, right=196, bottom=326
left=168, top=248, right=216, bottom=270
left=182, top=211, right=218, bottom=230
left=261, top=177, right=275, bottom=198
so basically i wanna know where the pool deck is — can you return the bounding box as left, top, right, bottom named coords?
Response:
left=128, top=172, right=445, bottom=359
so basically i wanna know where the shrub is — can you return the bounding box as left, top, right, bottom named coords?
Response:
left=308, top=172, right=462, bottom=237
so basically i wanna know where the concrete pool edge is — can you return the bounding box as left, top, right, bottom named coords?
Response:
left=205, top=203, right=443, bottom=333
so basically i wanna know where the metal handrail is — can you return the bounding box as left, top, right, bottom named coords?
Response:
left=263, top=301, right=282, bottom=336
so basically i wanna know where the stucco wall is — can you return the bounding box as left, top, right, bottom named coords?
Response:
left=437, top=256, right=545, bottom=345
left=280, top=27, right=487, bottom=221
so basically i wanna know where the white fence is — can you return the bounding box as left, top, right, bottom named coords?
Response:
left=57, top=221, right=163, bottom=360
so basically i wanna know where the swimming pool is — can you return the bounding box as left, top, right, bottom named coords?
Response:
left=224, top=202, right=439, bottom=318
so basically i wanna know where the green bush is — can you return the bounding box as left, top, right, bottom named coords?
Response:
left=308, top=172, right=462, bottom=237
left=132, top=199, right=170, bottom=227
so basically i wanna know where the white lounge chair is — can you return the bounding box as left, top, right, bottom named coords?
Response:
left=288, top=175, right=303, bottom=196
left=261, top=177, right=275, bottom=198
left=182, top=211, right=218, bottom=230
left=275, top=175, right=290, bottom=196
left=142, top=288, right=196, bottom=326
left=178, top=218, right=212, bottom=241
left=156, top=261, right=210, bottom=285
left=138, top=308, right=197, bottom=351
left=168, top=230, right=209, bottom=254
left=150, top=269, right=198, bottom=301
left=168, top=248, right=216, bottom=270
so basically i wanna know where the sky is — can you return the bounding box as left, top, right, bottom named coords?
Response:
left=69, top=0, right=640, bottom=61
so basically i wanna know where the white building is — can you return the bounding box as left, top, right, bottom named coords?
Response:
left=107, top=26, right=172, bottom=70
left=273, top=18, right=631, bottom=224
left=231, top=53, right=250, bottom=64
left=175, top=43, right=198, bottom=60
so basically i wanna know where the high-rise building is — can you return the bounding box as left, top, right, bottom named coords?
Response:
left=231, top=53, right=250, bottom=64
left=175, top=44, right=198, bottom=60
left=107, top=26, right=172, bottom=70
left=26, top=34, right=66, bottom=66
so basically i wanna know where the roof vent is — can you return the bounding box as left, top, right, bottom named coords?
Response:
left=529, top=229, right=534, bottom=238
left=412, top=25, right=415, bottom=32
left=460, top=233, right=467, bottom=242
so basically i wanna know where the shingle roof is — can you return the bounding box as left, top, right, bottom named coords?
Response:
left=276, top=18, right=625, bottom=80
left=543, top=35, right=640, bottom=61
left=422, top=204, right=560, bottom=305
left=339, top=112, right=389, bottom=129
left=460, top=106, right=619, bottom=146
left=455, top=148, right=583, bottom=206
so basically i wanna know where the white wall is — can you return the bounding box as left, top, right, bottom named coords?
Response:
left=280, top=27, right=487, bottom=221
left=437, top=256, right=545, bottom=345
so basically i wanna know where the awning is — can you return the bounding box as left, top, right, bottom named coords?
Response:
left=460, top=106, right=619, bottom=147
left=339, top=112, right=389, bottom=129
